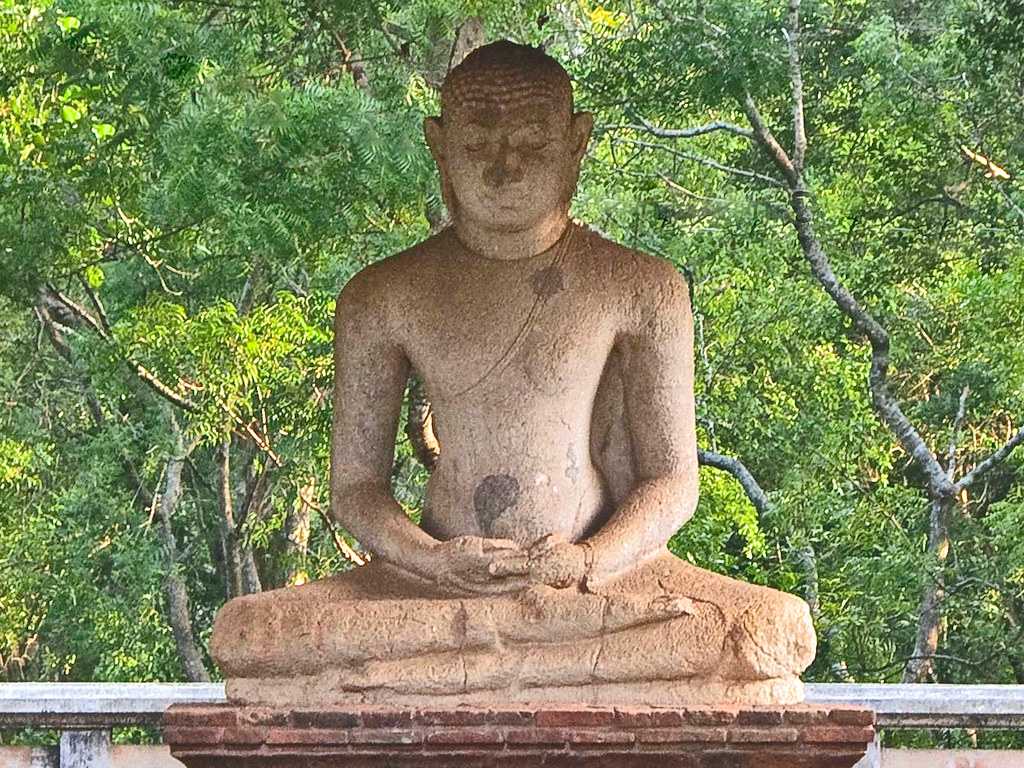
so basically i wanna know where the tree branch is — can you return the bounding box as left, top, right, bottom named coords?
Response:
left=605, top=118, right=753, bottom=140
left=741, top=92, right=799, bottom=186
left=955, top=421, right=1024, bottom=493
left=945, top=386, right=971, bottom=480
left=298, top=486, right=366, bottom=566
left=41, top=284, right=198, bottom=412
left=45, top=285, right=109, bottom=340
left=610, top=135, right=786, bottom=188
left=697, top=449, right=773, bottom=518
left=156, top=416, right=211, bottom=683
left=741, top=92, right=953, bottom=496
left=785, top=0, right=807, bottom=172
left=77, top=274, right=112, bottom=337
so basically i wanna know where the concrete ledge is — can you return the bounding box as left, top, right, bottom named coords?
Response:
left=3, top=683, right=1024, bottom=729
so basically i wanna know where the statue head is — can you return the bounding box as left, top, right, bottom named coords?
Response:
left=425, top=40, right=593, bottom=234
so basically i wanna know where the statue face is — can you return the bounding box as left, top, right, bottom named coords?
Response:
left=425, top=101, right=592, bottom=233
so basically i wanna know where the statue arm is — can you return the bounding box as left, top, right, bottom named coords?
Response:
left=329, top=266, right=438, bottom=578
left=583, top=263, right=699, bottom=588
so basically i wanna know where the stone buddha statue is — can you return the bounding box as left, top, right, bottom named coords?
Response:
left=211, top=40, right=815, bottom=707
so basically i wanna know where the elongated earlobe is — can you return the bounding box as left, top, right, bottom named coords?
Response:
left=571, top=111, right=594, bottom=161
left=424, top=116, right=445, bottom=165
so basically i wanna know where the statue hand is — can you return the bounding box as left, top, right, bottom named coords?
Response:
left=429, top=535, right=531, bottom=596
left=489, top=533, right=588, bottom=590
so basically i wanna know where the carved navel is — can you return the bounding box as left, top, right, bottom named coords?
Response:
left=474, top=474, right=520, bottom=534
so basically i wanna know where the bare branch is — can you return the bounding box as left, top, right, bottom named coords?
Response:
left=44, top=285, right=108, bottom=339
left=741, top=92, right=799, bottom=186
left=133, top=362, right=198, bottom=412
left=784, top=0, right=807, bottom=172
left=741, top=93, right=953, bottom=495
left=656, top=172, right=730, bottom=204
left=788, top=189, right=953, bottom=495
left=157, top=416, right=211, bottom=682
left=405, top=375, right=440, bottom=471
left=945, top=386, right=970, bottom=480
left=603, top=119, right=753, bottom=140
left=698, top=449, right=773, bottom=518
left=77, top=274, right=112, bottom=337
left=955, top=421, right=1024, bottom=493
left=298, top=486, right=366, bottom=566
left=447, top=16, right=485, bottom=72
left=218, top=441, right=244, bottom=600
left=610, top=135, right=786, bottom=188
left=41, top=284, right=199, bottom=412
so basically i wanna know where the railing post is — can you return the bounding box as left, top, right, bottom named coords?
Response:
left=59, top=729, right=111, bottom=768
left=853, top=732, right=882, bottom=767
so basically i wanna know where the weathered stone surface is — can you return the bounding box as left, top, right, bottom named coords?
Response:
left=165, top=703, right=874, bottom=768
left=209, top=38, right=816, bottom=708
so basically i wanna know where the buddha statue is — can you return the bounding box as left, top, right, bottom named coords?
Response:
left=211, top=40, right=815, bottom=707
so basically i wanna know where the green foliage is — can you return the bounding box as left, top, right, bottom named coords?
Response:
left=1, top=1, right=1022, bottom=740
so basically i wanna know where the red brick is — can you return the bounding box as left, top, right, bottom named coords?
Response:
left=536, top=708, right=616, bottom=728
left=505, top=727, right=575, bottom=745
left=568, top=729, right=636, bottom=745
left=358, top=708, right=415, bottom=728
left=239, top=707, right=290, bottom=726
left=637, top=727, right=727, bottom=744
left=415, top=709, right=491, bottom=726
left=736, top=709, right=785, bottom=726
left=162, top=726, right=225, bottom=745
left=486, top=708, right=536, bottom=726
left=219, top=726, right=268, bottom=745
left=613, top=708, right=686, bottom=728
left=726, top=726, right=800, bottom=743
left=682, top=708, right=738, bottom=726
left=424, top=727, right=505, bottom=745
left=782, top=707, right=831, bottom=725
left=802, top=725, right=876, bottom=744
left=346, top=728, right=423, bottom=745
left=166, top=705, right=239, bottom=727
left=828, top=707, right=875, bottom=726
left=264, top=728, right=349, bottom=745
left=290, top=710, right=360, bottom=729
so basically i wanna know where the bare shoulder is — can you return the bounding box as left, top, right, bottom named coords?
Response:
left=334, top=231, right=445, bottom=325
left=581, top=226, right=690, bottom=313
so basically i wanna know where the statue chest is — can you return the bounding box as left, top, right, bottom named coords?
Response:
left=396, top=258, right=617, bottom=402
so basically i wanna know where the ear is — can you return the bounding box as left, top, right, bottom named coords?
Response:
left=569, top=111, right=593, bottom=162
left=423, top=116, right=445, bottom=166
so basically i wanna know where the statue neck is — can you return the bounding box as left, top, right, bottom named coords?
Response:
left=451, top=208, right=572, bottom=261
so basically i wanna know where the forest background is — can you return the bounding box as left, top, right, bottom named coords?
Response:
left=1, top=0, right=1023, bottom=748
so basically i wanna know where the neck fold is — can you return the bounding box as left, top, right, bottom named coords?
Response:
left=451, top=209, right=572, bottom=261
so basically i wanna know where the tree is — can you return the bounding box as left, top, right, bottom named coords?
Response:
left=2, top=1, right=1022, bottom=726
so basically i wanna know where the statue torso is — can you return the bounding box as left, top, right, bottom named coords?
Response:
left=369, top=223, right=647, bottom=546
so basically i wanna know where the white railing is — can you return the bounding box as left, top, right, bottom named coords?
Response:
left=1, top=683, right=1024, bottom=767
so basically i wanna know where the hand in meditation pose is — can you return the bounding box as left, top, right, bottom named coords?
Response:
left=211, top=40, right=815, bottom=706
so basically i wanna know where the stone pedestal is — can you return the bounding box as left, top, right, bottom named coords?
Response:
left=164, top=703, right=874, bottom=767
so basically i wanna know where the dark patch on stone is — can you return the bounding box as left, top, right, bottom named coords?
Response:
left=531, top=265, right=565, bottom=298
left=474, top=474, right=520, bottom=533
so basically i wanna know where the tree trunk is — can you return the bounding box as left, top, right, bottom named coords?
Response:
left=157, top=426, right=211, bottom=683
left=217, top=441, right=244, bottom=599
left=902, top=494, right=952, bottom=683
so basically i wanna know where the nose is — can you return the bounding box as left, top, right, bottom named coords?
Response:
left=483, top=139, right=524, bottom=189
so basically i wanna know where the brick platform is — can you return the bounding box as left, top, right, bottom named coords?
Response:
left=164, top=703, right=874, bottom=767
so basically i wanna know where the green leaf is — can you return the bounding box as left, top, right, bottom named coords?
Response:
left=61, top=105, right=81, bottom=124
left=92, top=122, right=115, bottom=141
left=84, top=265, right=105, bottom=289
left=57, top=15, right=81, bottom=33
